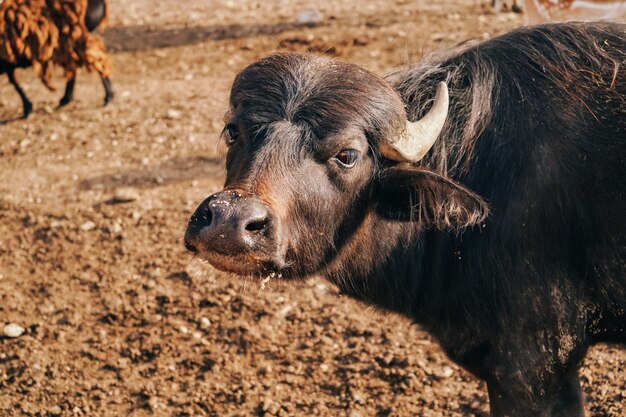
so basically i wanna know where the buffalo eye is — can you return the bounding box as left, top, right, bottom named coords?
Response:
left=224, top=123, right=239, bottom=145
left=334, top=149, right=359, bottom=168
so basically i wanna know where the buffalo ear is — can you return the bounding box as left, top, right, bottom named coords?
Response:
left=376, top=166, right=489, bottom=230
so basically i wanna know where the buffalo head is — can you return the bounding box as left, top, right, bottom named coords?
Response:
left=184, top=53, right=488, bottom=279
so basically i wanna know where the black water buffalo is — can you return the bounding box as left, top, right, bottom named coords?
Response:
left=185, top=22, right=626, bottom=417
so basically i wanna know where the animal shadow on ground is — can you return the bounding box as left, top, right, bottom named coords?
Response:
left=79, top=155, right=223, bottom=191
left=104, top=21, right=323, bottom=52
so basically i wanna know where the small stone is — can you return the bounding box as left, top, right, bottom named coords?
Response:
left=296, top=9, right=323, bottom=25
left=200, top=317, right=211, bottom=329
left=110, top=187, right=139, bottom=203
left=165, top=109, right=182, bottom=120
left=179, top=325, right=189, bottom=334
left=117, top=357, right=130, bottom=369
left=268, top=401, right=281, bottom=415
left=276, top=304, right=294, bottom=317
left=351, top=390, right=365, bottom=405
left=440, top=366, right=454, bottom=378
left=382, top=353, right=394, bottom=365
left=3, top=323, right=25, bottom=338
left=48, top=405, right=62, bottom=415
left=261, top=399, right=273, bottom=411
left=111, top=222, right=123, bottom=234
left=319, top=363, right=329, bottom=372
left=38, top=304, right=55, bottom=315
left=147, top=396, right=159, bottom=410
left=431, top=33, right=445, bottom=42
left=79, top=221, right=96, bottom=231
left=21, top=402, right=37, bottom=414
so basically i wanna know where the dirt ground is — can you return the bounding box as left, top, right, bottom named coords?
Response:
left=0, top=1, right=624, bottom=416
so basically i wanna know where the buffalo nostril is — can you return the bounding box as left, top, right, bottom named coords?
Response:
left=203, top=206, right=214, bottom=227
left=184, top=238, right=198, bottom=253
left=245, top=218, right=269, bottom=232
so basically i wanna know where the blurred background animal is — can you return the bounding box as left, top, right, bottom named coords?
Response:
left=493, top=0, right=626, bottom=23
left=0, top=0, right=113, bottom=119
left=491, top=0, right=523, bottom=14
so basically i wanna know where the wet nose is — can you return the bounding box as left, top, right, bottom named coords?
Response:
left=184, top=190, right=273, bottom=254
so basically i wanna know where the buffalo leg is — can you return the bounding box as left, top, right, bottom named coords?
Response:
left=488, top=383, right=532, bottom=417
left=487, top=380, right=551, bottom=417
left=101, top=75, right=114, bottom=106
left=59, top=76, right=76, bottom=107
left=551, top=369, right=584, bottom=417
left=486, top=370, right=584, bottom=417
left=7, top=68, right=32, bottom=118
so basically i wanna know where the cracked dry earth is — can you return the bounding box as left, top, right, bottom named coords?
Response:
left=0, top=0, right=624, bottom=416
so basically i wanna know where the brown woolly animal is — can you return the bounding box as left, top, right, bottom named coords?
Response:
left=0, top=0, right=113, bottom=119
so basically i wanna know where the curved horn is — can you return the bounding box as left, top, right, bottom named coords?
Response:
left=380, top=82, right=449, bottom=162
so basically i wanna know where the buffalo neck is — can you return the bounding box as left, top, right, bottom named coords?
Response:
left=322, top=216, right=496, bottom=370
left=323, top=213, right=462, bottom=326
